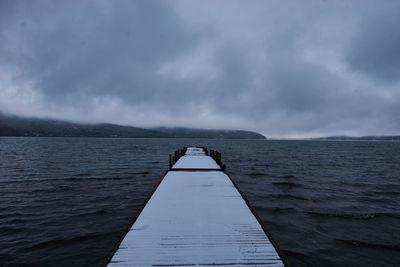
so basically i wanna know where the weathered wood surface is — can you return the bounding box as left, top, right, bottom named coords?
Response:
left=107, top=147, right=285, bottom=266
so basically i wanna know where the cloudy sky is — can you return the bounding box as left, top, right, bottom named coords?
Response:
left=1, top=0, right=399, bottom=137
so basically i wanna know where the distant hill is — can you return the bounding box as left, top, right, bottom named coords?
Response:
left=153, top=127, right=265, bottom=139
left=312, top=135, right=400, bottom=141
left=0, top=114, right=266, bottom=139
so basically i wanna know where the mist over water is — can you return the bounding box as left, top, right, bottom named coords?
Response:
left=1, top=138, right=399, bottom=266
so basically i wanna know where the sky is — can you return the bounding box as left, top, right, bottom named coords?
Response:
left=0, top=0, right=399, bottom=138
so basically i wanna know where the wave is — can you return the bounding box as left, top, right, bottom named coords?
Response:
left=24, top=231, right=117, bottom=251
left=64, top=176, right=133, bottom=181
left=257, top=206, right=296, bottom=214
left=0, top=172, right=153, bottom=184
left=307, top=211, right=396, bottom=219
left=248, top=172, right=266, bottom=177
left=272, top=182, right=300, bottom=187
left=274, top=194, right=309, bottom=201
left=281, top=249, right=312, bottom=260
left=69, top=208, right=110, bottom=218
left=336, top=239, right=400, bottom=251
left=132, top=171, right=150, bottom=175
left=0, top=218, right=29, bottom=224
left=369, top=191, right=400, bottom=196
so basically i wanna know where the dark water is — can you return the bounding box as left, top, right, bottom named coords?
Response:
left=1, top=138, right=399, bottom=266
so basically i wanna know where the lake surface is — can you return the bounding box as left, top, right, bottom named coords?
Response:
left=1, top=137, right=399, bottom=266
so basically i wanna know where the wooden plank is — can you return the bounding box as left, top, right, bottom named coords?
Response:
left=172, top=147, right=221, bottom=170
left=172, top=155, right=221, bottom=170
left=106, top=147, right=286, bottom=267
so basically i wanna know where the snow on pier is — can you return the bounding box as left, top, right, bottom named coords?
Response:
left=106, top=147, right=287, bottom=266
left=172, top=147, right=221, bottom=170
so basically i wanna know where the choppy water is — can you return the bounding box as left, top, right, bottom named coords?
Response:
left=1, top=137, right=399, bottom=266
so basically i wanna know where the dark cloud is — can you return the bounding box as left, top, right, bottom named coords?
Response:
left=2, top=1, right=197, bottom=105
left=0, top=0, right=399, bottom=137
left=346, top=3, right=400, bottom=83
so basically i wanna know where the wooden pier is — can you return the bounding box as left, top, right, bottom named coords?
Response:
left=105, top=147, right=288, bottom=266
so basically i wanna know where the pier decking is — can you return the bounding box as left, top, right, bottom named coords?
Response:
left=106, top=147, right=287, bottom=266
left=172, top=148, right=221, bottom=170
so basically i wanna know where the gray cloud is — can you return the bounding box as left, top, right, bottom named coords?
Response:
left=1, top=0, right=399, bottom=137
left=346, top=5, right=400, bottom=84
left=2, top=1, right=196, bottom=103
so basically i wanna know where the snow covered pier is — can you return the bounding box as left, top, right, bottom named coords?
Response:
left=105, top=147, right=288, bottom=266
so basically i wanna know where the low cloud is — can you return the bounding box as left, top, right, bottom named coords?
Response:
left=1, top=0, right=399, bottom=137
